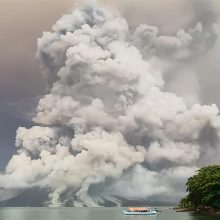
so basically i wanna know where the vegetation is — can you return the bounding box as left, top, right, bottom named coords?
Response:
left=178, top=196, right=193, bottom=209
left=178, top=165, right=220, bottom=210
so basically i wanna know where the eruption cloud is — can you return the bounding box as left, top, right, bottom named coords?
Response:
left=0, top=2, right=220, bottom=206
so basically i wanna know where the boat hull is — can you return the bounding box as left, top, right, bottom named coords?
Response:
left=123, top=210, right=157, bottom=215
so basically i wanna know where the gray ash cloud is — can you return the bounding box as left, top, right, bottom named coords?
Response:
left=0, top=1, right=219, bottom=207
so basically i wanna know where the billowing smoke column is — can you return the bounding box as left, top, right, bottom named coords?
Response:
left=0, top=3, right=220, bottom=207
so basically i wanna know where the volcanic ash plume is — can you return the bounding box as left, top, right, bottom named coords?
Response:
left=0, top=3, right=220, bottom=207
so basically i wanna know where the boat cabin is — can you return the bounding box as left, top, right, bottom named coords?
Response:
left=128, top=207, right=150, bottom=212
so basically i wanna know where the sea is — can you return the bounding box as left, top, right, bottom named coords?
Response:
left=0, top=207, right=218, bottom=220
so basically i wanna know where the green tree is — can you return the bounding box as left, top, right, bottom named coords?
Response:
left=180, top=165, right=220, bottom=209
left=178, top=195, right=193, bottom=209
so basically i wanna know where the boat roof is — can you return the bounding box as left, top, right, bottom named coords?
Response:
left=128, top=207, right=150, bottom=211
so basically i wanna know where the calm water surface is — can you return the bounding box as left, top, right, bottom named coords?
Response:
left=0, top=207, right=218, bottom=220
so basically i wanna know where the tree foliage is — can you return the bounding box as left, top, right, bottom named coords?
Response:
left=179, top=165, right=220, bottom=209
left=178, top=195, right=193, bottom=209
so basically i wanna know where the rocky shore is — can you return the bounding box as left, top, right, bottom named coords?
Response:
left=195, top=206, right=220, bottom=217
left=174, top=208, right=194, bottom=212
left=174, top=206, right=220, bottom=217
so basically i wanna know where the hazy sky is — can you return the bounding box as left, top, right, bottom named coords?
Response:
left=0, top=0, right=219, bottom=163
left=0, top=0, right=73, bottom=168
left=1, top=0, right=219, bottom=111
left=0, top=0, right=220, bottom=206
left=0, top=0, right=219, bottom=164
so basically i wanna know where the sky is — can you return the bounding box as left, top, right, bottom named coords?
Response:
left=0, top=0, right=220, bottom=206
left=0, top=0, right=73, bottom=168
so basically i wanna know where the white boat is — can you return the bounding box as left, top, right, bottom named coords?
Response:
left=123, top=207, right=157, bottom=215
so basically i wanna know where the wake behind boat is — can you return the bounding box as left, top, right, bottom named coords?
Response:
left=123, top=207, right=157, bottom=215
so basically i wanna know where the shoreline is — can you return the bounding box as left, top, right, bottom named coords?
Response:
left=174, top=207, right=220, bottom=217
left=174, top=208, right=194, bottom=212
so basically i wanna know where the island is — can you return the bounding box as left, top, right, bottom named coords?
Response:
left=176, top=165, right=220, bottom=216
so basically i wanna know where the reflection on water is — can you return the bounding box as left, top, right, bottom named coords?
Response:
left=0, top=207, right=218, bottom=220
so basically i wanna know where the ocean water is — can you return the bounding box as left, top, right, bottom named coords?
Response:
left=0, top=207, right=218, bottom=220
